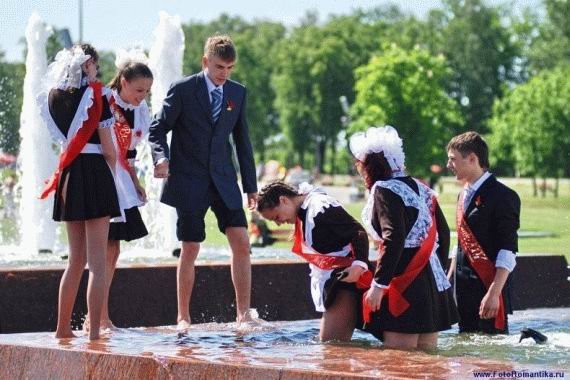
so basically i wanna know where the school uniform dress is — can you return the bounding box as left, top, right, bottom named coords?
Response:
left=295, top=188, right=370, bottom=313
left=43, top=84, right=120, bottom=221
left=105, top=90, right=149, bottom=241
left=362, top=176, right=458, bottom=335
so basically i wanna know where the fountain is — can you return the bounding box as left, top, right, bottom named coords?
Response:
left=0, top=10, right=569, bottom=380
left=17, top=12, right=58, bottom=254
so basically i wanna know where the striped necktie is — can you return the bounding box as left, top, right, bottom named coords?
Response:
left=211, top=88, right=222, bottom=123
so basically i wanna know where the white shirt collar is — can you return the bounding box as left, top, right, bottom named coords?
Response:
left=112, top=89, right=139, bottom=111
left=203, top=70, right=223, bottom=97
left=467, top=171, right=491, bottom=193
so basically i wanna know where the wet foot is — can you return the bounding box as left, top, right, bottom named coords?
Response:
left=55, top=330, right=76, bottom=339
left=100, top=319, right=116, bottom=330
left=176, top=319, right=191, bottom=333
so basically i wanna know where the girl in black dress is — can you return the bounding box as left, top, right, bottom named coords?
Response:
left=349, top=126, right=458, bottom=350
left=41, top=44, right=120, bottom=340
left=99, top=59, right=153, bottom=329
left=257, top=181, right=371, bottom=341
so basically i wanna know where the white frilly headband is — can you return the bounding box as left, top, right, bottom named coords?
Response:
left=349, top=125, right=406, bottom=172
left=44, top=46, right=90, bottom=90
left=115, top=47, right=148, bottom=69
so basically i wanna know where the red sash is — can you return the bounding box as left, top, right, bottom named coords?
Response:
left=362, top=196, right=439, bottom=323
left=292, top=218, right=373, bottom=290
left=109, top=95, right=132, bottom=171
left=40, top=82, right=103, bottom=199
left=456, top=192, right=506, bottom=330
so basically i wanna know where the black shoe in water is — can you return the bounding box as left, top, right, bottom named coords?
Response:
left=519, top=327, right=548, bottom=344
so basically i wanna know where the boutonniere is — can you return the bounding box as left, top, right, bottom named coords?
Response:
left=226, top=99, right=235, bottom=112
left=135, top=130, right=142, bottom=138
left=475, top=195, right=482, bottom=207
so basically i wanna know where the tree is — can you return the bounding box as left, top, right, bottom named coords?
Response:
left=427, top=0, right=519, bottom=133
left=349, top=44, right=463, bottom=177
left=525, top=0, right=570, bottom=72
left=488, top=65, right=570, bottom=196
left=0, top=52, right=25, bottom=154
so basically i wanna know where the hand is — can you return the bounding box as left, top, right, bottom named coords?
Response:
left=154, top=161, right=169, bottom=178
left=340, top=265, right=365, bottom=283
left=364, top=286, right=385, bottom=312
left=135, top=183, right=147, bottom=203
left=479, top=290, right=500, bottom=319
left=247, top=192, right=258, bottom=210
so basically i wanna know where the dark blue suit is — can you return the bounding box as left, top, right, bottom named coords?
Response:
left=149, top=72, right=257, bottom=212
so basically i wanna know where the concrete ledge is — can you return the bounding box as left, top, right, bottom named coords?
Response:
left=0, top=255, right=568, bottom=334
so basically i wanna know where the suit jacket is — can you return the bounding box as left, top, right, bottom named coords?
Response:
left=456, top=174, right=521, bottom=312
left=148, top=72, right=257, bottom=211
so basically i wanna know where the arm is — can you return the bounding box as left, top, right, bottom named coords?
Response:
left=99, top=127, right=116, bottom=170
left=435, top=202, right=451, bottom=271
left=232, top=88, right=257, bottom=196
left=148, top=83, right=182, bottom=167
left=480, top=190, right=521, bottom=318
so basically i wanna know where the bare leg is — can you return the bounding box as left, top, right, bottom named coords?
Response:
left=84, top=216, right=110, bottom=340
left=55, top=221, right=87, bottom=339
left=100, top=239, right=120, bottom=328
left=177, top=241, right=200, bottom=328
left=383, top=331, right=419, bottom=350
left=226, top=227, right=251, bottom=321
left=320, top=289, right=357, bottom=342
left=417, top=332, right=439, bottom=350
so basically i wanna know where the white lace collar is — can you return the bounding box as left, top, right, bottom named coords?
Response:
left=112, top=90, right=139, bottom=111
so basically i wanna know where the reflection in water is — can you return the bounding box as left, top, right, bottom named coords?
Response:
left=1, top=308, right=568, bottom=378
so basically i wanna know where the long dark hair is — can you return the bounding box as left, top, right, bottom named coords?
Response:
left=108, top=62, right=153, bottom=92
left=257, top=181, right=300, bottom=212
left=355, top=152, right=393, bottom=189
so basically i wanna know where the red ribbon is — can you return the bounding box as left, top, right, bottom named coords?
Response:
left=40, top=82, right=103, bottom=200
left=109, top=95, right=132, bottom=171
left=362, top=197, right=438, bottom=324
left=457, top=191, right=506, bottom=330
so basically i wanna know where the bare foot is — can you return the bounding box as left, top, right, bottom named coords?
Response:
left=100, top=319, right=116, bottom=330
left=176, top=319, right=191, bottom=333
left=88, top=332, right=101, bottom=341
left=55, top=329, right=77, bottom=339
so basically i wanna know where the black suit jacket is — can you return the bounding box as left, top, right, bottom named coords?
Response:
left=148, top=72, right=257, bottom=211
left=456, top=175, right=521, bottom=312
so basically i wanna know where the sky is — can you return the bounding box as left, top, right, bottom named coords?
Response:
left=1, top=0, right=540, bottom=63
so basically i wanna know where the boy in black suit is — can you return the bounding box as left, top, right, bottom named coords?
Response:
left=446, top=132, right=520, bottom=334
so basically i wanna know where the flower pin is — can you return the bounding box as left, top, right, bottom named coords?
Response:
left=226, top=99, right=235, bottom=112
left=135, top=130, right=142, bottom=138
left=475, top=195, right=482, bottom=207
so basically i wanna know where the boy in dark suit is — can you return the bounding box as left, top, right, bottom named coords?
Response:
left=149, top=35, right=257, bottom=330
left=446, top=132, right=520, bottom=334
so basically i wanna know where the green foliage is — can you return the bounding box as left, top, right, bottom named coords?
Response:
left=349, top=44, right=463, bottom=177
left=427, top=0, right=519, bottom=133
left=0, top=54, right=24, bottom=154
left=489, top=65, right=570, bottom=178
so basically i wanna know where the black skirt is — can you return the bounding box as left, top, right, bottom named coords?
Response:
left=53, top=153, right=121, bottom=221
left=108, top=206, right=148, bottom=242
left=364, top=249, right=459, bottom=337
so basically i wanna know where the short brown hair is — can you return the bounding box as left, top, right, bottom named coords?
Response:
left=355, top=152, right=393, bottom=190
left=204, top=35, right=236, bottom=62
left=447, top=131, right=489, bottom=169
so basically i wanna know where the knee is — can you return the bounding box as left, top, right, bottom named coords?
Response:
left=180, top=242, right=200, bottom=263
